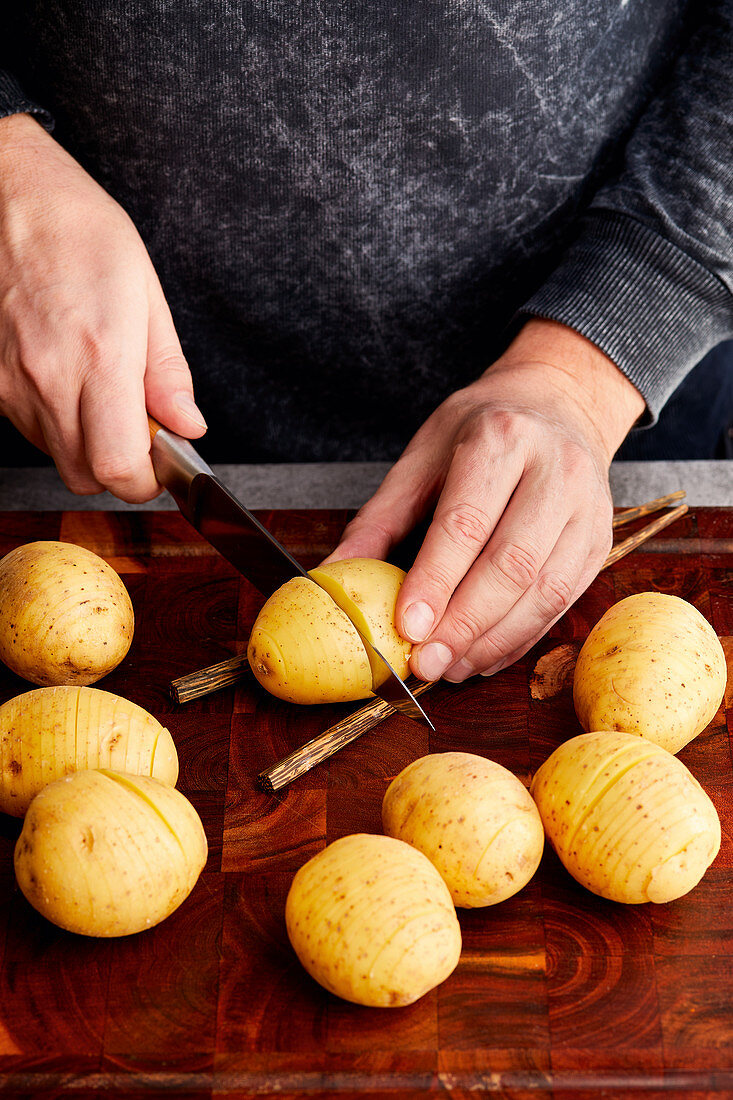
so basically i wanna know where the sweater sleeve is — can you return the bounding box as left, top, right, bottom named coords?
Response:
left=519, top=1, right=733, bottom=424
left=0, top=70, right=53, bottom=129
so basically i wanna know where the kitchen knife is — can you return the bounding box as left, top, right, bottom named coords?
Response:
left=148, top=417, right=434, bottom=728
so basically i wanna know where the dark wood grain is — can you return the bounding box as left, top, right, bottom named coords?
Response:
left=0, top=507, right=731, bottom=1097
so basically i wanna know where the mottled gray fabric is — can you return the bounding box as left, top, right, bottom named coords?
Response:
left=1, top=1, right=732, bottom=462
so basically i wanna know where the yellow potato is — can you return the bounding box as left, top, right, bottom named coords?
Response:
left=573, top=592, right=726, bottom=754
left=531, top=731, right=720, bottom=904
left=382, top=752, right=544, bottom=907
left=0, top=541, right=134, bottom=686
left=0, top=685, right=178, bottom=816
left=248, top=558, right=411, bottom=704
left=285, top=833, right=461, bottom=1006
left=15, top=770, right=207, bottom=936
left=308, top=558, right=411, bottom=687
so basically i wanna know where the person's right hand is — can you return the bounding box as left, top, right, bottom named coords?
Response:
left=0, top=113, right=207, bottom=501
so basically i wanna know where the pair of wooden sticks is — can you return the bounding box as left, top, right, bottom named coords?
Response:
left=169, top=489, right=688, bottom=792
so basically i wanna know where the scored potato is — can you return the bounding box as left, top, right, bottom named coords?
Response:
left=531, top=730, right=721, bottom=904
left=382, top=752, right=544, bottom=907
left=0, top=541, right=134, bottom=687
left=248, top=558, right=411, bottom=705
left=573, top=592, right=727, bottom=754
left=247, top=576, right=373, bottom=703
left=308, top=558, right=411, bottom=687
left=0, top=685, right=178, bottom=817
left=15, top=770, right=207, bottom=936
left=286, top=833, right=461, bottom=1006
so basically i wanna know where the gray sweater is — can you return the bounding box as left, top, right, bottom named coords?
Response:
left=2, top=1, right=732, bottom=461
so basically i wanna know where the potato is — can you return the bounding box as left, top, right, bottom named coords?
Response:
left=0, top=686, right=178, bottom=817
left=308, top=559, right=412, bottom=686
left=248, top=558, right=411, bottom=704
left=0, top=541, right=134, bottom=686
left=573, top=592, right=726, bottom=754
left=531, top=731, right=721, bottom=904
left=15, top=770, right=207, bottom=936
left=285, top=833, right=461, bottom=1006
left=382, top=752, right=544, bottom=907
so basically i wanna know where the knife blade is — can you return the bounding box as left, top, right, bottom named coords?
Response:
left=148, top=417, right=434, bottom=728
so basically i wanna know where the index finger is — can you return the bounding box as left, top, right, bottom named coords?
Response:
left=396, top=436, right=524, bottom=643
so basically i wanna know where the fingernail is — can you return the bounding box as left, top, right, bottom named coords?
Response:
left=174, top=392, right=207, bottom=429
left=402, top=601, right=435, bottom=643
left=444, top=658, right=474, bottom=683
left=480, top=662, right=504, bottom=677
left=415, top=641, right=453, bottom=681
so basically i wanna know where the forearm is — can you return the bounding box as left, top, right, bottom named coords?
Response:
left=519, top=2, right=733, bottom=421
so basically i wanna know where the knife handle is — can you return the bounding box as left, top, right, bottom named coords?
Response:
left=147, top=414, right=214, bottom=497
left=148, top=413, right=165, bottom=442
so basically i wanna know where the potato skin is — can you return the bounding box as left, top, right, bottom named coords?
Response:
left=531, top=731, right=720, bottom=904
left=573, top=592, right=726, bottom=754
left=0, top=686, right=178, bottom=816
left=248, top=577, right=373, bottom=703
left=308, top=559, right=411, bottom=686
left=0, top=541, right=134, bottom=686
left=285, top=833, right=461, bottom=1006
left=248, top=559, right=411, bottom=705
left=15, top=770, right=207, bottom=936
left=382, top=752, right=544, bottom=907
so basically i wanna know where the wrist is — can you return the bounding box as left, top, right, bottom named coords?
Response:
left=488, top=318, right=646, bottom=460
left=0, top=113, right=56, bottom=194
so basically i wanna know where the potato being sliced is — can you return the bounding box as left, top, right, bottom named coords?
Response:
left=248, top=558, right=411, bottom=704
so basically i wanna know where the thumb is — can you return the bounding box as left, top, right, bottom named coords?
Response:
left=144, top=285, right=207, bottom=438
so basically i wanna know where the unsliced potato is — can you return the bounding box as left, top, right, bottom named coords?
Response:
left=0, top=685, right=178, bottom=816
left=382, top=752, right=544, bottom=907
left=285, top=833, right=461, bottom=1006
left=531, top=730, right=721, bottom=904
left=248, top=558, right=411, bottom=705
left=15, top=770, right=207, bottom=936
left=0, top=541, right=134, bottom=686
left=573, top=592, right=726, bottom=754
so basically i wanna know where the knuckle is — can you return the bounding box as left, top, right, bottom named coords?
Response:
left=416, top=557, right=459, bottom=602
left=444, top=603, right=486, bottom=646
left=438, top=502, right=492, bottom=552
left=472, top=630, right=510, bottom=668
left=534, top=571, right=574, bottom=618
left=150, top=350, right=190, bottom=380
left=61, top=472, right=104, bottom=497
left=491, top=540, right=543, bottom=592
left=90, top=452, right=142, bottom=487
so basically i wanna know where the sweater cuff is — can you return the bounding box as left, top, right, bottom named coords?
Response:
left=518, top=211, right=733, bottom=424
left=0, top=71, right=53, bottom=130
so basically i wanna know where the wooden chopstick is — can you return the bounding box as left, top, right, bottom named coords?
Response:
left=168, top=488, right=689, bottom=791
left=257, top=678, right=435, bottom=793
left=604, top=502, right=688, bottom=567
left=170, top=652, right=249, bottom=704
left=611, top=489, right=686, bottom=528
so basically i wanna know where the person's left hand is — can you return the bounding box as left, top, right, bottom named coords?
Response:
left=324, top=319, right=645, bottom=683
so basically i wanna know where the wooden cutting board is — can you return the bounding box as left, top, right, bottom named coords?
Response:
left=0, top=507, right=731, bottom=1100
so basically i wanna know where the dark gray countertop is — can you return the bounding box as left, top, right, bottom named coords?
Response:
left=0, top=460, right=730, bottom=511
